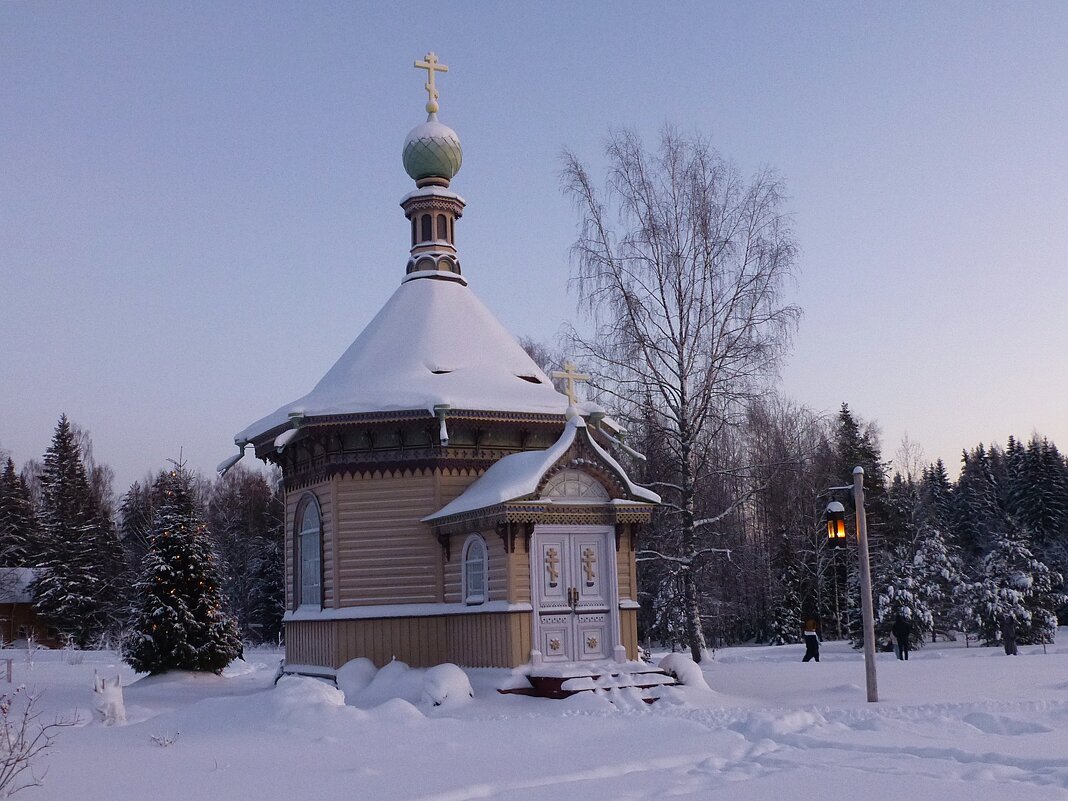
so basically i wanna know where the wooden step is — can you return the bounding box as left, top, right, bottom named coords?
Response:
left=499, top=663, right=678, bottom=701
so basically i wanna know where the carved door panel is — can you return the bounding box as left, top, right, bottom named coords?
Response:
left=534, top=529, right=614, bottom=662
left=571, top=534, right=609, bottom=661
left=537, top=535, right=573, bottom=661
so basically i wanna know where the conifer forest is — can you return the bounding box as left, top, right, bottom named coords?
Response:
left=1, top=405, right=1064, bottom=658
left=0, top=415, right=284, bottom=657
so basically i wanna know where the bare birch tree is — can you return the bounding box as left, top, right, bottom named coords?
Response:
left=562, top=128, right=800, bottom=661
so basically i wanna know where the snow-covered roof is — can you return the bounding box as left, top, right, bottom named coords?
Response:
left=423, top=416, right=659, bottom=522
left=237, top=274, right=570, bottom=443
left=0, top=568, right=38, bottom=604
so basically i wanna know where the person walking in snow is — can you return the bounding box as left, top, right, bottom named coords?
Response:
left=1002, top=614, right=1018, bottom=656
left=802, top=617, right=821, bottom=662
left=892, top=615, right=911, bottom=661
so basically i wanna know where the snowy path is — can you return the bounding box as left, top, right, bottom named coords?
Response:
left=12, top=637, right=1068, bottom=801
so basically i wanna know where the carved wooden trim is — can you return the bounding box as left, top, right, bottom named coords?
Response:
left=496, top=521, right=512, bottom=554
left=427, top=501, right=655, bottom=538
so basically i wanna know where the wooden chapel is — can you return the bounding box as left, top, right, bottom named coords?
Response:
left=228, top=53, right=659, bottom=675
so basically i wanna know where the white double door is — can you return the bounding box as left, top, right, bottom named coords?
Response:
left=532, top=525, right=617, bottom=662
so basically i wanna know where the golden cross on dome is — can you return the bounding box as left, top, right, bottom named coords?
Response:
left=551, top=360, right=591, bottom=405
left=414, top=51, right=448, bottom=113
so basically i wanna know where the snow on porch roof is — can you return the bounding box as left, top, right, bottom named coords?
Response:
left=423, top=416, right=660, bottom=523
left=236, top=274, right=571, bottom=443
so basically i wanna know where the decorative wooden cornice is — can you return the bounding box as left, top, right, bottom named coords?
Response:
left=268, top=410, right=574, bottom=490
left=403, top=194, right=465, bottom=216
left=428, top=500, right=655, bottom=540
left=269, top=408, right=563, bottom=435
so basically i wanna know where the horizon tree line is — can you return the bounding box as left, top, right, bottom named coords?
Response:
left=0, top=414, right=284, bottom=653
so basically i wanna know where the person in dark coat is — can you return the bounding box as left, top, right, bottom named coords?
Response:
left=1002, top=614, right=1018, bottom=656
left=802, top=617, right=821, bottom=662
left=891, top=615, right=912, bottom=660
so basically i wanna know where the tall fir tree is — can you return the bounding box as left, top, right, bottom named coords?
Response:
left=952, top=445, right=1004, bottom=571
left=832, top=404, right=890, bottom=646
left=123, top=463, right=242, bottom=674
left=32, top=415, right=124, bottom=645
left=767, top=532, right=804, bottom=645
left=912, top=519, right=966, bottom=640
left=873, top=543, right=932, bottom=649
left=207, top=468, right=284, bottom=643
left=246, top=478, right=285, bottom=643
left=118, top=474, right=165, bottom=572
left=968, top=518, right=1064, bottom=646
left=0, top=458, right=39, bottom=565
left=920, top=460, right=954, bottom=528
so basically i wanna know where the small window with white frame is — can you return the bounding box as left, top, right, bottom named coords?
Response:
left=297, top=494, right=322, bottom=608
left=462, top=534, right=487, bottom=605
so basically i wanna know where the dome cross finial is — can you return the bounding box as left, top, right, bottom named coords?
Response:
left=415, top=51, right=449, bottom=115
left=551, top=361, right=591, bottom=405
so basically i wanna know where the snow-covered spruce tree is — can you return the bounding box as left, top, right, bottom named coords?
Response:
left=206, top=467, right=285, bottom=643
left=952, top=445, right=1004, bottom=571
left=969, top=518, right=1064, bottom=646
left=32, top=415, right=124, bottom=646
left=833, top=404, right=891, bottom=648
left=767, top=535, right=804, bottom=645
left=0, top=458, right=39, bottom=566
left=562, top=129, right=800, bottom=661
left=874, top=545, right=932, bottom=649
left=245, top=478, right=285, bottom=644
left=1011, top=438, right=1068, bottom=602
left=912, top=521, right=966, bottom=640
left=648, top=573, right=689, bottom=652
left=123, top=464, right=241, bottom=674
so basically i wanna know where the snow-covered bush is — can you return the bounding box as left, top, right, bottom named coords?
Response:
left=658, top=653, right=710, bottom=691
left=348, top=659, right=425, bottom=709
left=420, top=663, right=473, bottom=709
left=336, top=657, right=378, bottom=701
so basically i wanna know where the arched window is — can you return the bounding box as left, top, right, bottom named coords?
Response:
left=296, top=495, right=322, bottom=607
left=540, top=469, right=610, bottom=501
left=410, top=217, right=417, bottom=247
left=462, top=534, right=487, bottom=605
left=437, top=214, right=448, bottom=241
left=421, top=214, right=433, bottom=242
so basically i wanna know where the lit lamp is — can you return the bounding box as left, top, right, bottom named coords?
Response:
left=826, top=501, right=847, bottom=548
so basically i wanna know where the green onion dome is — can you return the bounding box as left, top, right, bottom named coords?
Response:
left=402, top=115, right=463, bottom=183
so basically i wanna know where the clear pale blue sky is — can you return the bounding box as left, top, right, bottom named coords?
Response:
left=2, top=2, right=1066, bottom=490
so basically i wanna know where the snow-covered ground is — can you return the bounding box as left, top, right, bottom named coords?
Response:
left=9, top=633, right=1068, bottom=800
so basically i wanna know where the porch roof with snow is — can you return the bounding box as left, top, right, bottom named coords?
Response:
left=423, top=415, right=660, bottom=530
left=236, top=273, right=571, bottom=444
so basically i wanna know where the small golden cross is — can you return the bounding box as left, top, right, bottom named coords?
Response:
left=414, top=51, right=449, bottom=113
left=551, top=360, right=591, bottom=405
left=581, top=547, right=597, bottom=584
left=545, top=547, right=560, bottom=585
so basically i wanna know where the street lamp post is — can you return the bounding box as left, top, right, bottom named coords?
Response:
left=823, top=468, right=878, bottom=703
left=853, top=466, right=878, bottom=703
